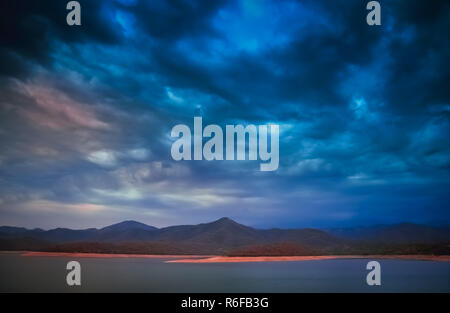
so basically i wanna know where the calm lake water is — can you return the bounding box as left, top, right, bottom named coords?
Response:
left=0, top=252, right=449, bottom=292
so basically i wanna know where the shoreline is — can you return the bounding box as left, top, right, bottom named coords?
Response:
left=166, top=255, right=450, bottom=263
left=21, top=251, right=213, bottom=259
left=16, top=251, right=450, bottom=263
left=167, top=255, right=450, bottom=263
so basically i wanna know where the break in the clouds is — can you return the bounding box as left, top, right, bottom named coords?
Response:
left=0, top=0, right=449, bottom=229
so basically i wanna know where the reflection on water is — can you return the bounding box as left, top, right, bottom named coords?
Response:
left=0, top=252, right=449, bottom=292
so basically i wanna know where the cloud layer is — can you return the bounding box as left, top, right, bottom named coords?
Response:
left=0, top=0, right=449, bottom=229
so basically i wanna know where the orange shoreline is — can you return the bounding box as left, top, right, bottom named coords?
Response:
left=167, top=255, right=450, bottom=263
left=18, top=251, right=450, bottom=263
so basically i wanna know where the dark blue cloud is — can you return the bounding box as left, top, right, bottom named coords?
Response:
left=0, top=0, right=448, bottom=228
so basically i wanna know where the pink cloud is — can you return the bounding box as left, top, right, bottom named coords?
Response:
left=16, top=81, right=110, bottom=131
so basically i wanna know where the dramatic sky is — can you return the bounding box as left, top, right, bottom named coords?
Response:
left=0, top=0, right=449, bottom=229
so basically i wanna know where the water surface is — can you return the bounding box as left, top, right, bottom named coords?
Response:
left=1, top=252, right=449, bottom=292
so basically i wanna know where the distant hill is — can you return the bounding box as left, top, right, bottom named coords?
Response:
left=0, top=220, right=158, bottom=243
left=0, top=237, right=51, bottom=251
left=326, top=223, right=450, bottom=244
left=1, top=218, right=449, bottom=255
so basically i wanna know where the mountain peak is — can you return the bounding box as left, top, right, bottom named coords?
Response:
left=101, top=220, right=158, bottom=232
left=213, top=217, right=237, bottom=225
left=208, top=217, right=253, bottom=230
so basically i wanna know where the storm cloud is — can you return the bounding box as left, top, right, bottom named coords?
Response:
left=0, top=0, right=449, bottom=229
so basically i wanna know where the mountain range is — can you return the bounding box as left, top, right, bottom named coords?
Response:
left=1, top=218, right=449, bottom=255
